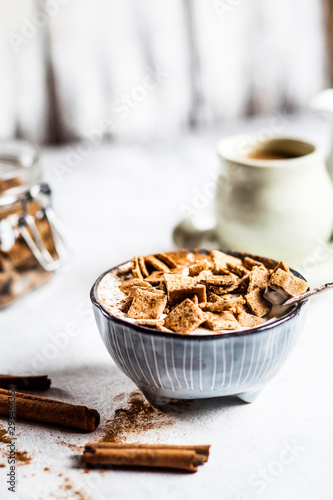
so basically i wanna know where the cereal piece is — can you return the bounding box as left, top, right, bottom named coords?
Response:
left=223, top=295, right=246, bottom=309
left=189, top=295, right=199, bottom=305
left=188, top=259, right=214, bottom=277
left=199, top=296, right=245, bottom=313
left=247, top=266, right=270, bottom=293
left=226, top=263, right=248, bottom=277
left=144, top=271, right=164, bottom=285
left=121, top=296, right=133, bottom=313
left=0, top=272, right=12, bottom=295
left=163, top=304, right=171, bottom=315
left=164, top=298, right=207, bottom=334
left=206, top=291, right=233, bottom=303
left=238, top=273, right=250, bottom=288
left=198, top=302, right=223, bottom=312
left=119, top=279, right=152, bottom=295
left=196, top=270, right=214, bottom=281
left=138, top=256, right=149, bottom=278
left=205, top=275, right=238, bottom=287
left=163, top=274, right=207, bottom=305
left=127, top=289, right=167, bottom=320
left=132, top=257, right=143, bottom=279
left=245, top=288, right=270, bottom=317
left=209, top=250, right=242, bottom=273
left=269, top=268, right=308, bottom=297
left=145, top=256, right=170, bottom=273
left=162, top=249, right=189, bottom=267
left=156, top=325, right=174, bottom=333
left=237, top=310, right=264, bottom=328
left=208, top=279, right=241, bottom=295
left=272, top=261, right=290, bottom=274
left=230, top=302, right=247, bottom=315
left=128, top=286, right=165, bottom=298
left=203, top=311, right=240, bottom=331
left=155, top=253, right=178, bottom=269
left=135, top=319, right=164, bottom=327
left=243, top=257, right=266, bottom=270
left=206, top=291, right=222, bottom=303
left=0, top=176, right=21, bottom=194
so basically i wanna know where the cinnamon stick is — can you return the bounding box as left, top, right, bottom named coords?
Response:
left=0, top=388, right=100, bottom=432
left=82, top=443, right=210, bottom=472
left=85, top=442, right=210, bottom=459
left=0, top=374, right=51, bottom=391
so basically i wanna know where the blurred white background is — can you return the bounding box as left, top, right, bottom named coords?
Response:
left=0, top=0, right=330, bottom=144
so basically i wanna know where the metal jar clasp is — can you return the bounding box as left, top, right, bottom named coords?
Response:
left=18, top=183, right=70, bottom=272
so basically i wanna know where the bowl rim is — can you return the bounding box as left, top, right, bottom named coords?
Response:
left=90, top=249, right=309, bottom=341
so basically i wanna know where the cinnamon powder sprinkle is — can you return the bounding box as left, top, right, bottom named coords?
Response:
left=16, top=451, right=31, bottom=464
left=101, top=391, right=173, bottom=442
left=0, top=428, right=11, bottom=444
left=0, top=427, right=31, bottom=464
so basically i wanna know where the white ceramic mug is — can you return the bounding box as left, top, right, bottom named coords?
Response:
left=215, top=135, right=333, bottom=263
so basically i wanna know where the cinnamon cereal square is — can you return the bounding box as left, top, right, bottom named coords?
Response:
left=203, top=311, right=240, bottom=331
left=209, top=250, right=242, bottom=274
left=144, top=271, right=164, bottom=285
left=132, top=256, right=143, bottom=279
left=269, top=268, right=308, bottom=297
left=188, top=259, right=214, bottom=277
left=163, top=274, right=206, bottom=305
left=135, top=319, right=164, bottom=327
left=272, top=261, right=290, bottom=274
left=127, top=289, right=167, bottom=319
left=199, top=295, right=245, bottom=313
left=119, top=278, right=152, bottom=295
left=145, top=256, right=170, bottom=273
left=237, top=310, right=264, bottom=327
left=243, top=256, right=266, bottom=270
left=138, top=256, right=149, bottom=278
left=245, top=288, right=270, bottom=317
left=0, top=273, right=11, bottom=294
left=205, top=275, right=238, bottom=287
left=164, top=298, right=207, bottom=334
left=247, top=266, right=270, bottom=293
left=226, top=262, right=249, bottom=277
left=155, top=253, right=178, bottom=269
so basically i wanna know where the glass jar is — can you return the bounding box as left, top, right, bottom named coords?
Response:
left=0, top=141, right=69, bottom=308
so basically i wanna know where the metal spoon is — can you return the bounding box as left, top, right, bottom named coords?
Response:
left=263, top=282, right=333, bottom=318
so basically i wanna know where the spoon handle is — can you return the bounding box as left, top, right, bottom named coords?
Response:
left=282, top=282, right=333, bottom=307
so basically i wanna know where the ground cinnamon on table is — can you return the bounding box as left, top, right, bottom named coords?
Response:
left=0, top=374, right=51, bottom=391
left=82, top=443, right=210, bottom=472
left=0, top=388, right=100, bottom=432
left=101, top=391, right=173, bottom=442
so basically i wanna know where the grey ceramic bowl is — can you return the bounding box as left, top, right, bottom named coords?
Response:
left=91, top=250, right=309, bottom=406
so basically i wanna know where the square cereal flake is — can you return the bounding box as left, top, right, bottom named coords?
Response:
left=163, top=274, right=206, bottom=305
left=127, top=289, right=167, bottom=319
left=269, top=268, right=308, bottom=297
left=164, top=298, right=207, bottom=334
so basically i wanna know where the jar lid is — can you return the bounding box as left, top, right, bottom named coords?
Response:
left=0, top=141, right=42, bottom=206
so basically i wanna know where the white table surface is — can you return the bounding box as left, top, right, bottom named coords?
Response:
left=1, top=114, right=333, bottom=500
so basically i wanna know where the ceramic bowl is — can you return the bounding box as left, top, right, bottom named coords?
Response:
left=90, top=250, right=309, bottom=406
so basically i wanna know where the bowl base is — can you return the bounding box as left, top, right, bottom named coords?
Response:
left=140, top=388, right=173, bottom=407
left=236, top=389, right=263, bottom=403
left=140, top=387, right=264, bottom=407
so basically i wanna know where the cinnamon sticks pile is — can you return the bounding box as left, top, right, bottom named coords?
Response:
left=82, top=443, right=210, bottom=472
left=0, top=374, right=51, bottom=391
left=0, top=374, right=100, bottom=432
